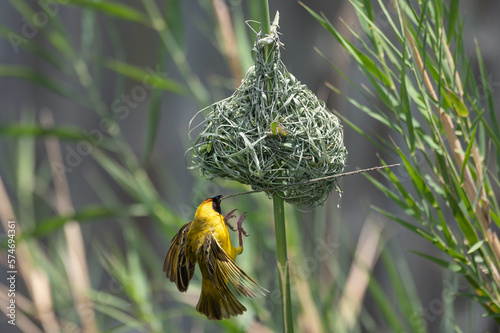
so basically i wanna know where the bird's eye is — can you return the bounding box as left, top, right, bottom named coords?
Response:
left=212, top=200, right=222, bottom=214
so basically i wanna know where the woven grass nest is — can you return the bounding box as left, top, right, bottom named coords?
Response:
left=190, top=21, right=347, bottom=208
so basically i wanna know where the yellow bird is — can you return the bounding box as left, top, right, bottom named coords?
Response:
left=163, top=195, right=266, bottom=320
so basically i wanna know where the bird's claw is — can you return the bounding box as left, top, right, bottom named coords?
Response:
left=237, top=212, right=249, bottom=247
left=224, top=209, right=238, bottom=231
left=237, top=212, right=249, bottom=237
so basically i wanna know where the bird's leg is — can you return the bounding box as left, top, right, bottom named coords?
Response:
left=224, top=209, right=237, bottom=231
left=237, top=212, right=249, bottom=247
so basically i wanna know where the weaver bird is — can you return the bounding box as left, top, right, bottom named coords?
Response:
left=163, top=195, right=266, bottom=320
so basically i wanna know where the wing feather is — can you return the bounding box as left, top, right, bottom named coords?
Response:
left=163, top=222, right=195, bottom=292
left=204, top=233, right=267, bottom=299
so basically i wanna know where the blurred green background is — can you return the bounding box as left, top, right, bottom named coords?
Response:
left=1, top=0, right=500, bottom=332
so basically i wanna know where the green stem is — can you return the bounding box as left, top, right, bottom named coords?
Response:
left=259, top=0, right=271, bottom=36
left=259, top=0, right=272, bottom=62
left=273, top=193, right=294, bottom=332
left=259, top=1, right=293, bottom=331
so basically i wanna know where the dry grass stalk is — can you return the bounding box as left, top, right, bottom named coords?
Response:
left=0, top=173, right=60, bottom=332
left=337, top=219, right=384, bottom=331
left=296, top=277, right=322, bottom=333
left=0, top=282, right=43, bottom=333
left=212, top=0, right=243, bottom=83
left=41, top=110, right=98, bottom=333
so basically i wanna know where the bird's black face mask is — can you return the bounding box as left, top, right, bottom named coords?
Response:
left=212, top=195, right=222, bottom=214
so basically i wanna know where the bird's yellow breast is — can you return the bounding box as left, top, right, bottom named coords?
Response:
left=186, top=198, right=238, bottom=260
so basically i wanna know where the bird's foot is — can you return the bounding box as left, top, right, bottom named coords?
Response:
left=224, top=209, right=237, bottom=231
left=237, top=212, right=249, bottom=247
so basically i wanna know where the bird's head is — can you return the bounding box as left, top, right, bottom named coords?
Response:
left=194, top=195, right=223, bottom=221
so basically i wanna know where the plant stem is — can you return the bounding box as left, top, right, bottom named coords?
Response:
left=259, top=1, right=293, bottom=330
left=273, top=193, right=294, bottom=332
left=259, top=0, right=272, bottom=63
left=259, top=0, right=271, bottom=36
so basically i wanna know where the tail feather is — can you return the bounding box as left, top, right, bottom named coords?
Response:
left=196, top=279, right=246, bottom=320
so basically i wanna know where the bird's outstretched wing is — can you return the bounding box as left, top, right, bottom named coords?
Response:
left=204, top=233, right=268, bottom=299
left=163, top=222, right=195, bottom=292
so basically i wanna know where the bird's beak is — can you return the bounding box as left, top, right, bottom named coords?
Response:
left=212, top=195, right=222, bottom=205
